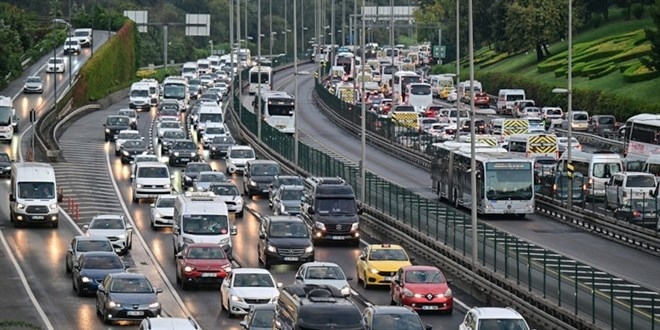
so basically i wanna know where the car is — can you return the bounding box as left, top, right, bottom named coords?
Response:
left=199, top=74, right=215, bottom=87
left=194, top=171, right=228, bottom=191
left=270, top=185, right=304, bottom=215
left=362, top=306, right=431, bottom=330
left=357, top=244, right=413, bottom=289
left=294, top=262, right=352, bottom=297
left=268, top=175, right=304, bottom=204
left=200, top=123, right=229, bottom=148
left=103, top=115, right=131, bottom=142
left=150, top=194, right=177, bottom=229
left=459, top=307, right=531, bottom=330
left=0, top=152, right=12, bottom=178
left=63, top=37, right=81, bottom=55
left=209, top=135, right=236, bottom=159
left=208, top=182, right=245, bottom=217
left=439, top=86, right=455, bottom=100
left=46, top=56, right=65, bottom=73
left=72, top=251, right=126, bottom=296
left=243, top=160, right=281, bottom=198
left=119, top=139, right=150, bottom=164
left=156, top=120, right=182, bottom=138
left=158, top=108, right=180, bottom=122
left=159, top=129, right=187, bottom=155
left=588, top=115, right=617, bottom=136
left=96, top=272, right=163, bottom=324
left=168, top=139, right=201, bottom=167
left=538, top=172, right=587, bottom=206
left=614, top=198, right=659, bottom=228
left=181, top=162, right=213, bottom=190
left=72, top=28, right=92, bottom=47
left=225, top=145, right=256, bottom=175
left=239, top=304, right=276, bottom=330
left=556, top=136, right=581, bottom=155
left=114, top=130, right=142, bottom=156
left=23, top=76, right=44, bottom=94
left=65, top=235, right=115, bottom=273
left=206, top=87, right=224, bottom=99
left=139, top=317, right=200, bottom=330
left=131, top=154, right=160, bottom=179
left=83, top=214, right=134, bottom=255
left=390, top=265, right=453, bottom=313
left=257, top=215, right=315, bottom=269
left=160, top=99, right=180, bottom=112
left=200, top=91, right=222, bottom=104
left=472, top=92, right=491, bottom=108
left=220, top=268, right=281, bottom=318
left=605, top=172, right=657, bottom=209
left=175, top=243, right=233, bottom=290
left=117, top=108, right=139, bottom=130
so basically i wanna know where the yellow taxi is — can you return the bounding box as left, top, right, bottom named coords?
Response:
left=356, top=244, right=413, bottom=289
left=440, top=86, right=456, bottom=100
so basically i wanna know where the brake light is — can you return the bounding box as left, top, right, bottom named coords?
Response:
left=633, top=210, right=641, bottom=218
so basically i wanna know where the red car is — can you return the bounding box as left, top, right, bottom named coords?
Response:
left=473, top=92, right=491, bottom=108
left=425, top=105, right=443, bottom=118
left=389, top=265, right=453, bottom=313
left=175, top=243, right=233, bottom=290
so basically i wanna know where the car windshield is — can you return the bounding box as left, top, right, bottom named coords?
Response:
left=371, top=314, right=424, bottom=330
left=189, top=79, right=202, bottom=86
left=156, top=197, right=176, bottom=208
left=107, top=117, right=129, bottom=126
left=205, top=127, right=226, bottom=135
left=213, top=136, right=234, bottom=144
left=305, top=266, right=345, bottom=280
left=298, top=307, right=363, bottom=329
left=118, top=132, right=141, bottom=140
left=76, top=240, right=113, bottom=252
left=369, top=249, right=408, bottom=261
left=137, top=166, right=168, bottom=178
left=187, top=246, right=226, bottom=259
left=251, top=164, right=280, bottom=176
left=230, top=149, right=255, bottom=158
left=574, top=113, right=588, bottom=121
left=160, top=122, right=180, bottom=129
left=110, top=278, right=154, bottom=294
left=233, top=273, right=274, bottom=287
left=173, top=141, right=197, bottom=150
left=599, top=117, right=615, bottom=125
left=199, top=173, right=226, bottom=182
left=17, top=182, right=55, bottom=199
left=182, top=214, right=229, bottom=235
left=546, top=109, right=562, bottom=115
left=0, top=153, right=9, bottom=162
left=74, top=31, right=88, bottom=37
left=90, top=217, right=124, bottom=230
left=269, top=221, right=308, bottom=238
left=477, top=319, right=529, bottom=330
left=186, top=164, right=212, bottom=173
left=210, top=185, right=240, bottom=196
left=48, top=58, right=62, bottom=64
left=278, top=177, right=303, bottom=186
left=123, top=140, right=146, bottom=148
left=82, top=255, right=123, bottom=270
left=405, top=269, right=445, bottom=283
left=281, top=189, right=304, bottom=201
left=317, top=199, right=357, bottom=215
left=251, top=309, right=276, bottom=327
left=118, top=111, right=136, bottom=118
left=163, top=131, right=186, bottom=139
left=136, top=156, right=158, bottom=163
left=199, top=113, right=223, bottom=123
left=27, top=77, right=41, bottom=83
left=626, top=199, right=658, bottom=210
left=131, top=89, right=149, bottom=97
left=161, top=109, right=179, bottom=117
left=592, top=162, right=621, bottom=179
left=626, top=175, right=657, bottom=187
left=65, top=40, right=77, bottom=46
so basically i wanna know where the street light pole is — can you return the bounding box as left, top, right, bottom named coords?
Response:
left=454, top=0, right=460, bottom=141
left=269, top=0, right=273, bottom=58
left=390, top=0, right=394, bottom=66
left=294, top=0, right=299, bottom=168
left=258, top=0, right=262, bottom=140
left=468, top=0, right=478, bottom=266
left=567, top=0, right=574, bottom=208
left=360, top=0, right=367, bottom=203
left=237, top=0, right=243, bottom=118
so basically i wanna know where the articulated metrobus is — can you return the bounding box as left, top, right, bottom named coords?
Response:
left=249, top=66, right=273, bottom=95
left=257, top=91, right=295, bottom=134
left=622, top=114, right=660, bottom=158
left=431, top=144, right=535, bottom=217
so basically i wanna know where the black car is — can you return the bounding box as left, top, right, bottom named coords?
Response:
left=72, top=251, right=126, bottom=297
left=181, top=162, right=213, bottom=190
left=0, top=152, right=12, bottom=178
left=258, top=215, right=315, bottom=269
left=243, top=160, right=281, bottom=198
left=362, top=306, right=430, bottom=330
left=159, top=129, right=187, bottom=155
left=168, top=139, right=200, bottom=166
left=103, top=115, right=131, bottom=142
left=119, top=139, right=150, bottom=164
left=209, top=136, right=235, bottom=159
left=96, top=273, right=162, bottom=324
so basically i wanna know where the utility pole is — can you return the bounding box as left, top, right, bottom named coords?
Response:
left=237, top=0, right=243, bottom=118
left=454, top=0, right=461, bottom=141
left=294, top=0, right=299, bottom=167
left=229, top=0, right=234, bottom=108
left=269, top=0, right=273, bottom=58
left=360, top=0, right=367, bottom=203
left=468, top=0, right=478, bottom=266
left=331, top=0, right=335, bottom=58
left=258, top=0, right=262, bottom=140
left=342, top=0, right=346, bottom=46
left=390, top=0, right=394, bottom=66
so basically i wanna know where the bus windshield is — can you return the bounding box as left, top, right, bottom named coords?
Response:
left=267, top=104, right=294, bottom=117
left=250, top=72, right=270, bottom=84
left=485, top=163, right=534, bottom=200
left=410, top=85, right=431, bottom=95
left=163, top=84, right=186, bottom=100
left=0, top=106, right=12, bottom=125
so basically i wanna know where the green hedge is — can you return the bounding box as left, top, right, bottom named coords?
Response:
left=72, top=20, right=138, bottom=107
left=588, top=64, right=618, bottom=79
left=622, top=62, right=660, bottom=83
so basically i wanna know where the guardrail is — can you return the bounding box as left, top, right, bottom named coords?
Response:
left=311, top=78, right=660, bottom=329
left=554, top=128, right=623, bottom=152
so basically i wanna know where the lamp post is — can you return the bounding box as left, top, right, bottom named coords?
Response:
left=209, top=40, right=214, bottom=55
left=283, top=30, right=291, bottom=58
left=468, top=0, right=478, bottom=266
left=454, top=0, right=461, bottom=141
left=302, top=27, right=308, bottom=57
left=360, top=0, right=366, bottom=203
left=270, top=32, right=277, bottom=59
left=258, top=0, right=262, bottom=140
left=294, top=0, right=299, bottom=167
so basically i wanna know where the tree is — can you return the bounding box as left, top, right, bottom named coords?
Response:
left=643, top=0, right=660, bottom=70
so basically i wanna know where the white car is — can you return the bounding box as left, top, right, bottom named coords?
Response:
left=114, top=130, right=143, bottom=155
left=83, top=214, right=133, bottom=255
left=46, top=57, right=65, bottom=73
left=157, top=120, right=182, bottom=138
left=208, top=182, right=244, bottom=217
left=193, top=171, right=228, bottom=192
left=225, top=145, right=256, bottom=175
left=150, top=194, right=177, bottom=229
left=200, top=123, right=229, bottom=148
left=199, top=74, right=214, bottom=87
left=459, top=307, right=531, bottom=330
left=131, top=154, right=160, bottom=179
left=63, top=37, right=81, bottom=55
left=294, top=262, right=353, bottom=297
left=158, top=108, right=180, bottom=122
left=220, top=268, right=281, bottom=318
left=557, top=136, right=582, bottom=154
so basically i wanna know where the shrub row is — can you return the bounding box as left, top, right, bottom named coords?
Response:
left=71, top=20, right=138, bottom=108
left=588, top=64, right=618, bottom=80
left=623, top=62, right=660, bottom=83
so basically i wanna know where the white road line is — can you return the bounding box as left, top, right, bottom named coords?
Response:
left=0, top=231, right=55, bottom=330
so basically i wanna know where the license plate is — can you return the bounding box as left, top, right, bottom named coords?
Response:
left=180, top=158, right=190, bottom=162
left=422, top=305, right=439, bottom=310
left=331, top=236, right=346, bottom=240
left=383, top=276, right=393, bottom=281
left=32, top=216, right=44, bottom=219
left=503, top=210, right=515, bottom=214
left=127, top=311, right=144, bottom=316
left=284, top=257, right=299, bottom=261
left=201, top=272, right=217, bottom=277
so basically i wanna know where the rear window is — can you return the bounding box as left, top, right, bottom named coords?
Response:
left=626, top=175, right=656, bottom=188
left=573, top=113, right=588, bottom=121
left=598, top=116, right=615, bottom=125
left=298, top=306, right=362, bottom=328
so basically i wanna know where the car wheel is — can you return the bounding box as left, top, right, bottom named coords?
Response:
left=225, top=167, right=230, bottom=175
left=76, top=281, right=84, bottom=297
left=604, top=196, right=610, bottom=210
left=176, top=269, right=182, bottom=284
left=181, top=279, right=190, bottom=291
left=66, top=260, right=71, bottom=273
left=52, top=221, right=58, bottom=228
left=132, top=195, right=138, bottom=203
left=128, top=236, right=132, bottom=249
left=362, top=272, right=370, bottom=289
left=115, top=150, right=120, bottom=156
left=389, top=293, right=396, bottom=305
left=104, top=136, right=109, bottom=142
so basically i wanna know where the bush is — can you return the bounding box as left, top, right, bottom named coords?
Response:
left=622, top=62, right=660, bottom=83
left=632, top=4, right=644, bottom=20
left=589, top=64, right=617, bottom=79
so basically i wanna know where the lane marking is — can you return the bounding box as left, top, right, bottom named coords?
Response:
left=0, top=231, right=55, bottom=330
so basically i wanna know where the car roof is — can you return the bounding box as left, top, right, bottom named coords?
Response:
left=75, top=235, right=112, bottom=242
left=470, top=307, right=525, bottom=319
left=186, top=162, right=210, bottom=167
left=250, top=304, right=276, bottom=311
left=230, top=145, right=254, bottom=150
left=92, top=214, right=124, bottom=220
left=301, top=261, right=341, bottom=268
left=107, top=272, right=148, bottom=280
left=400, top=265, right=440, bottom=272
left=79, top=251, right=120, bottom=258
left=142, top=317, right=199, bottom=329
left=370, top=306, right=418, bottom=315
left=156, top=194, right=178, bottom=200
left=231, top=267, right=272, bottom=275
left=279, top=185, right=304, bottom=190
left=248, top=159, right=278, bottom=165
left=185, top=242, right=228, bottom=249
left=266, top=215, right=304, bottom=223
left=368, top=243, right=405, bottom=250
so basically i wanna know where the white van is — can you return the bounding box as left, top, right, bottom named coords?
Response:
left=181, top=62, right=198, bottom=80
left=131, top=162, right=172, bottom=203
left=140, top=78, right=160, bottom=106
left=139, top=317, right=200, bottom=330
left=541, top=107, right=564, bottom=125
left=197, top=59, right=211, bottom=75
left=129, top=82, right=152, bottom=111
left=643, top=154, right=660, bottom=180
left=605, top=172, right=657, bottom=209
left=10, top=162, right=62, bottom=228
left=172, top=192, right=237, bottom=258
left=497, top=89, right=526, bottom=115
left=557, top=151, right=623, bottom=197
left=562, top=110, right=589, bottom=131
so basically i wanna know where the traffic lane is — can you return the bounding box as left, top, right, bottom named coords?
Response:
left=293, top=73, right=660, bottom=292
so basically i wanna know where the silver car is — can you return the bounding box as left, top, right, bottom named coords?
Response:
left=270, top=185, right=304, bottom=215
left=23, top=76, right=43, bottom=94
left=96, top=273, right=162, bottom=324
left=194, top=171, right=228, bottom=191
left=294, top=262, right=353, bottom=297
left=150, top=194, right=177, bottom=229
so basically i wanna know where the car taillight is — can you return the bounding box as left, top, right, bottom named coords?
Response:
left=633, top=210, right=641, bottom=218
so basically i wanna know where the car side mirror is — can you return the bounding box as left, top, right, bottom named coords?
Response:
left=277, top=282, right=283, bottom=288
left=102, top=124, right=106, bottom=127
left=346, top=276, right=353, bottom=281
left=123, top=262, right=130, bottom=269
left=82, top=224, right=89, bottom=230
left=156, top=288, right=163, bottom=294
left=410, top=257, right=415, bottom=262
left=308, top=206, right=315, bottom=214
left=447, top=278, right=454, bottom=284
left=57, top=193, right=63, bottom=203
left=425, top=325, right=433, bottom=330
left=126, top=224, right=133, bottom=230
left=239, top=320, right=248, bottom=329
left=9, top=194, right=15, bottom=202
left=230, top=226, right=238, bottom=236
left=394, top=278, right=401, bottom=285
left=174, top=227, right=180, bottom=235
left=176, top=253, right=184, bottom=259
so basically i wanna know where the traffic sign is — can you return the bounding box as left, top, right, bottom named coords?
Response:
left=566, top=163, right=574, bottom=178
left=433, top=45, right=446, bottom=59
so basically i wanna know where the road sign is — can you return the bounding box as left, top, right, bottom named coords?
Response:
left=185, top=14, right=211, bottom=36
left=566, top=163, right=574, bottom=178
left=433, top=45, right=446, bottom=59
left=124, top=11, right=148, bottom=33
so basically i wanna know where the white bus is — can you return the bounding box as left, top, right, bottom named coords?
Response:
left=258, top=91, right=295, bottom=134
left=406, top=83, right=433, bottom=112
left=622, top=114, right=660, bottom=158
left=334, top=52, right=356, bottom=77
left=392, top=71, right=422, bottom=103
left=238, top=48, right=252, bottom=67
left=557, top=150, right=623, bottom=197
left=381, top=64, right=397, bottom=86
left=249, top=66, right=273, bottom=95
left=162, top=77, right=189, bottom=111
left=431, top=144, right=535, bottom=217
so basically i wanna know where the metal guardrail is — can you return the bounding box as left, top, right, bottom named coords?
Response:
left=554, top=128, right=623, bottom=152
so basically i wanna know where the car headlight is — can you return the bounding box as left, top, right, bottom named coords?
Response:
left=340, top=286, right=351, bottom=296
left=117, top=234, right=126, bottom=239
left=183, top=237, right=195, bottom=244
left=267, top=244, right=277, bottom=253
left=370, top=268, right=379, bottom=274
left=211, top=146, right=217, bottom=150
left=231, top=295, right=244, bottom=302
left=17, top=203, right=26, bottom=210
left=81, top=276, right=92, bottom=283
left=443, top=288, right=453, bottom=298
left=280, top=205, right=288, bottom=215
left=148, top=302, right=160, bottom=308
left=315, top=222, right=326, bottom=230
left=136, top=184, right=143, bottom=188
left=108, top=301, right=120, bottom=308
left=234, top=197, right=243, bottom=205
left=190, top=152, right=196, bottom=157
left=351, top=222, right=359, bottom=231
left=305, top=246, right=314, bottom=253
left=122, top=150, right=129, bottom=156
left=184, top=175, right=192, bottom=181
left=105, top=128, right=110, bottom=133
left=269, top=296, right=279, bottom=303
left=219, top=237, right=230, bottom=245
left=153, top=211, right=163, bottom=219
left=402, top=288, right=414, bottom=297
left=174, top=152, right=180, bottom=156
left=164, top=184, right=171, bottom=189
left=49, top=203, right=58, bottom=210
left=184, top=266, right=194, bottom=272
left=249, top=180, right=257, bottom=186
